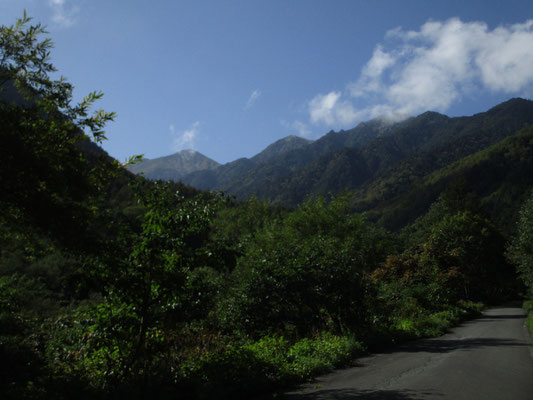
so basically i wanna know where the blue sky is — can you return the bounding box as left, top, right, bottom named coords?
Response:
left=1, top=1, right=533, bottom=164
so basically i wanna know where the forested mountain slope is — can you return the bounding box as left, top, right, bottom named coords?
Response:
left=181, top=98, right=533, bottom=208
left=182, top=118, right=396, bottom=190
left=182, top=134, right=313, bottom=189
left=363, top=124, right=533, bottom=233
left=352, top=99, right=533, bottom=210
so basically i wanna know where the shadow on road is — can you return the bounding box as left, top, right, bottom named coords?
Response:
left=474, top=313, right=525, bottom=321
left=285, top=388, right=440, bottom=399
left=393, top=337, right=531, bottom=354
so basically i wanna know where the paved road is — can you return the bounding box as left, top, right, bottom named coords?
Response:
left=285, top=306, right=533, bottom=400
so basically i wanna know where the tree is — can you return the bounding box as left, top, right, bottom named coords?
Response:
left=81, top=182, right=228, bottom=392
left=508, top=190, right=533, bottom=290
left=0, top=13, right=124, bottom=397
left=219, top=195, right=389, bottom=338
left=0, top=12, right=117, bottom=247
left=422, top=211, right=511, bottom=302
left=0, top=11, right=115, bottom=141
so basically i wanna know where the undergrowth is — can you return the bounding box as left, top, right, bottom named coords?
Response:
left=174, top=301, right=483, bottom=400
left=176, top=332, right=364, bottom=399
left=394, top=301, right=483, bottom=340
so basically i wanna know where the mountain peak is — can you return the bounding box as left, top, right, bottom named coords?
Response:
left=177, top=149, right=201, bottom=160
left=486, top=97, right=533, bottom=115
left=251, top=135, right=313, bottom=165
left=128, top=149, right=219, bottom=181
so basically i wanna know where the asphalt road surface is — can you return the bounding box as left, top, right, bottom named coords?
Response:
left=285, top=306, right=533, bottom=400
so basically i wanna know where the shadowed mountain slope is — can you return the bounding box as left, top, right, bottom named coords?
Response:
left=182, top=135, right=313, bottom=190
left=206, top=98, right=533, bottom=207
left=362, top=124, right=533, bottom=233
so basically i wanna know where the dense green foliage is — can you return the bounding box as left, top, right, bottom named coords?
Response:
left=508, top=190, right=533, bottom=289
left=523, top=300, right=533, bottom=339
left=508, top=191, right=533, bottom=338
left=218, top=195, right=391, bottom=338
left=366, top=124, right=533, bottom=233
left=0, top=14, right=527, bottom=400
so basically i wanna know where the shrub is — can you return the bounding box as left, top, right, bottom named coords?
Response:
left=174, top=333, right=364, bottom=399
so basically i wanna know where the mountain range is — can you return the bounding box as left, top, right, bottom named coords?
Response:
left=129, top=98, right=533, bottom=233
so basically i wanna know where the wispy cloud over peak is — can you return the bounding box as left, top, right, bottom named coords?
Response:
left=309, top=91, right=341, bottom=125
left=171, top=121, right=200, bottom=152
left=282, top=120, right=312, bottom=138
left=309, top=91, right=361, bottom=126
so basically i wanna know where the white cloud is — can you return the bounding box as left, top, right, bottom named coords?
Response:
left=171, top=121, right=200, bottom=152
left=309, top=91, right=340, bottom=125
left=244, top=89, right=261, bottom=110
left=292, top=121, right=311, bottom=138
left=282, top=120, right=312, bottom=138
left=48, top=0, right=80, bottom=27
left=309, top=91, right=362, bottom=126
left=476, top=20, right=533, bottom=92
left=309, top=18, right=533, bottom=128
left=350, top=45, right=397, bottom=97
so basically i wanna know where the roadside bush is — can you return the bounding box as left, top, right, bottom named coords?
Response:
left=394, top=301, right=483, bottom=339
left=286, top=333, right=364, bottom=380
left=175, top=333, right=364, bottom=400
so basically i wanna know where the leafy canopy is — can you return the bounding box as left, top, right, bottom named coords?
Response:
left=0, top=10, right=115, bottom=142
